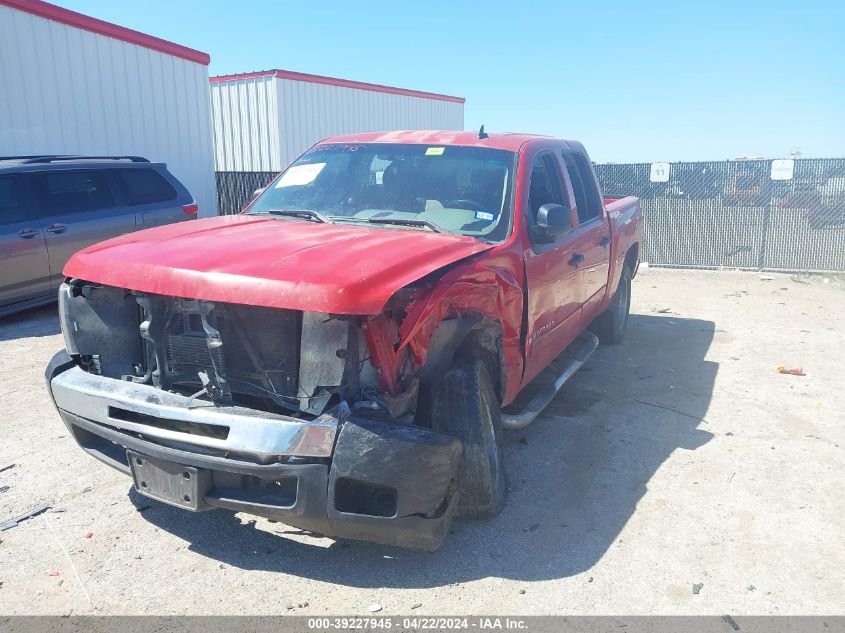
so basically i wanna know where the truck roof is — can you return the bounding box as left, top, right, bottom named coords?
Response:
left=320, top=130, right=577, bottom=153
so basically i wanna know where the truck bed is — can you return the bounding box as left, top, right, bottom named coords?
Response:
left=603, top=195, right=638, bottom=211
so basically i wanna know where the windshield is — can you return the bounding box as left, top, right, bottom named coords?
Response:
left=248, top=143, right=515, bottom=241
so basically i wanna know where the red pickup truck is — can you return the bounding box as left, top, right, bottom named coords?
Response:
left=46, top=130, right=642, bottom=550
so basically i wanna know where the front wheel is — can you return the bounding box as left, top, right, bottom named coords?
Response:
left=430, top=351, right=507, bottom=519
left=592, top=264, right=632, bottom=344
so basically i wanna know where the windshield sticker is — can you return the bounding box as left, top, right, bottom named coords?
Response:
left=425, top=147, right=445, bottom=156
left=310, top=144, right=362, bottom=153
left=275, top=163, right=326, bottom=188
left=474, top=210, right=497, bottom=222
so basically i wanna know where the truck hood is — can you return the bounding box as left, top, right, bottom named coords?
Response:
left=64, top=215, right=494, bottom=314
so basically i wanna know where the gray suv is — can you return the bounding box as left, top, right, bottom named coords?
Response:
left=0, top=156, right=197, bottom=317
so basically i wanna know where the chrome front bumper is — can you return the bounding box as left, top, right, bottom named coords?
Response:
left=46, top=352, right=463, bottom=550
left=49, top=365, right=337, bottom=462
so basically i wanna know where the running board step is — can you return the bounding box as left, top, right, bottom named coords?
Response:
left=501, top=330, right=599, bottom=430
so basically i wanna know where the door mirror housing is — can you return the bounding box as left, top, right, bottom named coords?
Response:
left=252, top=186, right=267, bottom=199
left=532, top=203, right=572, bottom=243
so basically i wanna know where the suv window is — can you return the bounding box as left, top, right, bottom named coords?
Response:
left=114, top=168, right=177, bottom=205
left=562, top=152, right=602, bottom=224
left=528, top=154, right=566, bottom=224
left=32, top=170, right=115, bottom=216
left=0, top=176, right=28, bottom=225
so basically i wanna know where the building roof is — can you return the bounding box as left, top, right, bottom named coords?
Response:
left=320, top=130, right=559, bottom=152
left=0, top=0, right=210, bottom=65
left=209, top=69, right=465, bottom=104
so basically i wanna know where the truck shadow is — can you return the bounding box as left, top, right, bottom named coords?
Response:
left=131, top=313, right=716, bottom=586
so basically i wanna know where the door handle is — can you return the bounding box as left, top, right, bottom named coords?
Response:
left=599, top=235, right=611, bottom=247
left=17, top=228, right=39, bottom=239
left=46, top=223, right=68, bottom=234
left=568, top=253, right=585, bottom=267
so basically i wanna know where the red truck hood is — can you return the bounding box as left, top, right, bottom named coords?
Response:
left=64, top=215, right=493, bottom=314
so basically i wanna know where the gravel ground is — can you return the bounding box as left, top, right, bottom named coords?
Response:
left=0, top=268, right=843, bottom=615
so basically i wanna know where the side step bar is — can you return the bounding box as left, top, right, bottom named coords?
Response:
left=501, top=330, right=599, bottom=430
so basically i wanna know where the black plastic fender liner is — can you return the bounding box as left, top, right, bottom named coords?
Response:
left=418, top=318, right=476, bottom=387
left=327, top=417, right=462, bottom=550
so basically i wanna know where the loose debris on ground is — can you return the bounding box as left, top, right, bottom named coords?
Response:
left=776, top=365, right=805, bottom=376
left=0, top=504, right=49, bottom=531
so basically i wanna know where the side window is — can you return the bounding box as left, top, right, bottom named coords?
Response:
left=0, top=176, right=29, bottom=225
left=33, top=170, right=115, bottom=216
left=562, top=152, right=602, bottom=224
left=527, top=154, right=566, bottom=224
left=113, top=168, right=178, bottom=205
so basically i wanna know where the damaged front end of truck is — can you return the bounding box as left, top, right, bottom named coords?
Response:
left=46, top=253, right=518, bottom=550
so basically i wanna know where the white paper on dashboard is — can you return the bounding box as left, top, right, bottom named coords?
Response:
left=275, top=163, right=326, bottom=187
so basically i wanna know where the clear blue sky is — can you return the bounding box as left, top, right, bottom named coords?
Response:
left=55, top=0, right=844, bottom=163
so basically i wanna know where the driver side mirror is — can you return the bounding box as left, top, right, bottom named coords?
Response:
left=532, top=202, right=572, bottom=243
left=252, top=186, right=267, bottom=199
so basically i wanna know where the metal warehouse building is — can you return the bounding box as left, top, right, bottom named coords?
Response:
left=210, top=69, right=465, bottom=172
left=0, top=0, right=217, bottom=215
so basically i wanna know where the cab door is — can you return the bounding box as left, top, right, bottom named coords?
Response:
left=26, top=169, right=138, bottom=292
left=522, top=151, right=583, bottom=386
left=0, top=174, right=52, bottom=307
left=560, top=150, right=611, bottom=321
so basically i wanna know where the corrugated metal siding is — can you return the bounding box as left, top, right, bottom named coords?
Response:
left=210, top=74, right=464, bottom=172
left=210, top=77, right=279, bottom=171
left=0, top=5, right=217, bottom=215
left=275, top=78, right=464, bottom=169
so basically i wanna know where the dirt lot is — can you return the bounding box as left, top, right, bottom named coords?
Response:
left=0, top=268, right=843, bottom=615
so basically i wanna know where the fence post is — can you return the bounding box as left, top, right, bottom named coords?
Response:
left=757, top=202, right=771, bottom=271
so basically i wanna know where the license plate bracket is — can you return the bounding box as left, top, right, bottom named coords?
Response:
left=128, top=451, right=210, bottom=511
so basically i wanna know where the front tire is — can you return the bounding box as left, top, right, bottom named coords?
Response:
left=430, top=351, right=507, bottom=519
left=592, top=263, right=632, bottom=344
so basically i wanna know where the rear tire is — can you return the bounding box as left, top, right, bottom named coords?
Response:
left=430, top=351, right=507, bottom=519
left=592, top=263, right=632, bottom=344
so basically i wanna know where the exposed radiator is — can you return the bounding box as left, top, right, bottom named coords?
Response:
left=163, top=303, right=301, bottom=397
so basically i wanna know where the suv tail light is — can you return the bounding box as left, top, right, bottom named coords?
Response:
left=182, top=203, right=198, bottom=215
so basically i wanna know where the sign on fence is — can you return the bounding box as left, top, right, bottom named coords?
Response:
left=770, top=159, right=795, bottom=181
left=649, top=162, right=671, bottom=183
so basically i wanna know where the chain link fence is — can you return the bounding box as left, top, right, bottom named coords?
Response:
left=596, top=158, right=845, bottom=272
left=217, top=157, right=845, bottom=273
left=216, top=171, right=276, bottom=217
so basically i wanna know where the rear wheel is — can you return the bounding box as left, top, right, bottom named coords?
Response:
left=430, top=351, right=507, bottom=519
left=592, top=263, right=632, bottom=344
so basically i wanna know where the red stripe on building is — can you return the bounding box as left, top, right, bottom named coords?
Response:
left=0, top=0, right=210, bottom=65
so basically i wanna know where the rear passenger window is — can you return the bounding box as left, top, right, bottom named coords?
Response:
left=33, top=170, right=114, bottom=215
left=114, top=168, right=177, bottom=205
left=0, top=176, right=28, bottom=225
left=562, top=152, right=603, bottom=224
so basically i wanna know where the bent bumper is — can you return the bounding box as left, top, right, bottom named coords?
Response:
left=46, top=352, right=461, bottom=550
